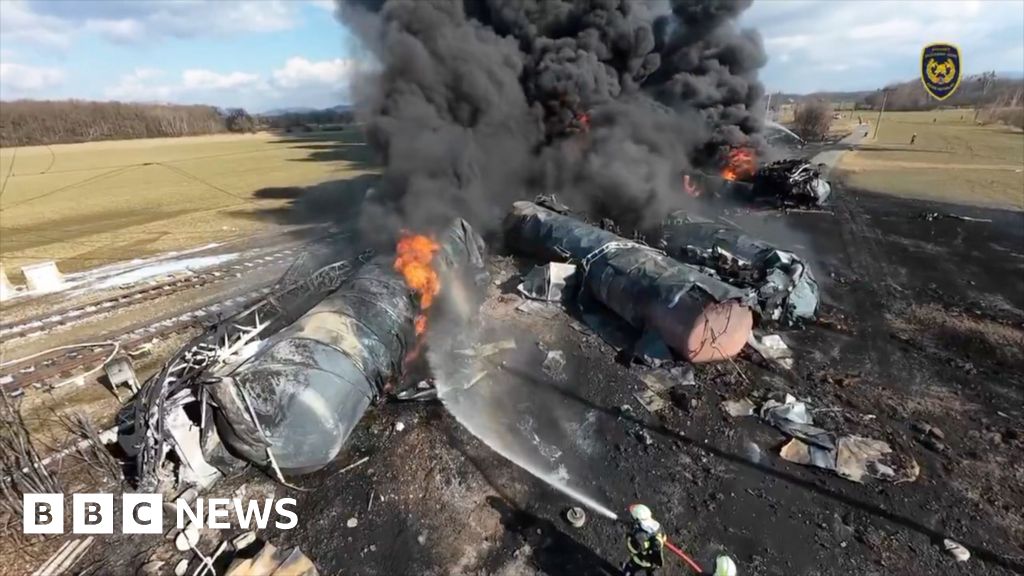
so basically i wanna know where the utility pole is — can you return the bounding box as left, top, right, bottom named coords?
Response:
left=974, top=71, right=997, bottom=123
left=873, top=89, right=889, bottom=140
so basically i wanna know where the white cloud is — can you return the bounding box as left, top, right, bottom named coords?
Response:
left=0, top=62, right=65, bottom=96
left=272, top=57, right=357, bottom=89
left=0, top=0, right=73, bottom=50
left=105, top=68, right=175, bottom=101
left=743, top=0, right=1024, bottom=92
left=84, top=18, right=145, bottom=43
left=19, top=0, right=299, bottom=45
left=847, top=19, right=923, bottom=41
left=98, top=55, right=359, bottom=109
left=105, top=67, right=267, bottom=103
left=765, top=34, right=813, bottom=52
left=182, top=70, right=262, bottom=90
left=103, top=65, right=274, bottom=104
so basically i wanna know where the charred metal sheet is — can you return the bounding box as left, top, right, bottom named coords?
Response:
left=505, top=201, right=754, bottom=363
left=661, top=211, right=819, bottom=325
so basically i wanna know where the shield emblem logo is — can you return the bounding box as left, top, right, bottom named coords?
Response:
left=921, top=43, right=962, bottom=101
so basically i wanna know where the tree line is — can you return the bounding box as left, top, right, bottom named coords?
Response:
left=861, top=72, right=1023, bottom=113
left=0, top=100, right=259, bottom=147
left=0, top=100, right=362, bottom=147
left=258, top=109, right=356, bottom=132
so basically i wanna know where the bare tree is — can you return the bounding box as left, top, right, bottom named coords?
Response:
left=0, top=100, right=228, bottom=147
left=225, top=108, right=256, bottom=133
left=792, top=100, right=832, bottom=141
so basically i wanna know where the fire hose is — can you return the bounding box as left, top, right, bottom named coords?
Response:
left=664, top=539, right=704, bottom=574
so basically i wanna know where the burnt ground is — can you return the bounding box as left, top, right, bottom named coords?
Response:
left=255, top=184, right=1022, bottom=575
left=8, top=180, right=1022, bottom=576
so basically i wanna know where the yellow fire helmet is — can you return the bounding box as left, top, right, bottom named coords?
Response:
left=714, top=555, right=738, bottom=576
left=628, top=504, right=653, bottom=522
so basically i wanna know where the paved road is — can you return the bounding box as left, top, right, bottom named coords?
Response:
left=811, top=123, right=871, bottom=169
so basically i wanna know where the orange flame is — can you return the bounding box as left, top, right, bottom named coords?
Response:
left=394, top=232, right=441, bottom=336
left=721, top=147, right=757, bottom=181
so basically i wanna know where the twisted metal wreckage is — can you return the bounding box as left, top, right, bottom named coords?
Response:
left=505, top=200, right=820, bottom=349
left=121, top=219, right=488, bottom=488
left=685, top=158, right=832, bottom=207
left=506, top=201, right=755, bottom=363
left=660, top=211, right=819, bottom=325
left=122, top=199, right=820, bottom=490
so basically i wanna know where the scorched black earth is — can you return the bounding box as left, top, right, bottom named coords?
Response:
left=261, top=182, right=1024, bottom=576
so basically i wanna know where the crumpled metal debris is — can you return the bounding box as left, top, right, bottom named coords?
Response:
left=747, top=333, right=795, bottom=369
left=721, top=398, right=756, bottom=417
left=758, top=394, right=918, bottom=484
left=661, top=211, right=819, bottom=324
left=534, top=194, right=572, bottom=215
left=752, top=159, right=832, bottom=206
left=517, top=263, right=577, bottom=302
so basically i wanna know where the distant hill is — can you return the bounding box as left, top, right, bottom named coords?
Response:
left=770, top=91, right=872, bottom=104
left=261, top=106, right=318, bottom=116
left=257, top=104, right=356, bottom=130
left=772, top=71, right=1024, bottom=111
left=261, top=104, right=353, bottom=117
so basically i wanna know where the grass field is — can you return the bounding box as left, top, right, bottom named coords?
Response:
left=837, top=108, right=1024, bottom=209
left=0, top=130, right=376, bottom=282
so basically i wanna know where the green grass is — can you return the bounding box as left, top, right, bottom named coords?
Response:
left=0, top=131, right=376, bottom=280
left=838, top=109, right=1024, bottom=210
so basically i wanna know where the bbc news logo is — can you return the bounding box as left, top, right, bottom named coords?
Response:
left=23, top=494, right=298, bottom=534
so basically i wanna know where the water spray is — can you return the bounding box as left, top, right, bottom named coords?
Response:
left=434, top=374, right=618, bottom=520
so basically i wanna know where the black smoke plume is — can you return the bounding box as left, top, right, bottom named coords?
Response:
left=337, top=0, right=766, bottom=241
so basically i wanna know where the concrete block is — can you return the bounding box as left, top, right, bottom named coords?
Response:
left=0, top=266, right=14, bottom=301
left=103, top=356, right=140, bottom=392
left=22, top=261, right=65, bottom=293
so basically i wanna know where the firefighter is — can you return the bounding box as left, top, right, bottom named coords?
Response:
left=622, top=504, right=666, bottom=576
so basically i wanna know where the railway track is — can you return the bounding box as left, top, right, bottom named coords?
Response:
left=0, top=246, right=298, bottom=342
left=0, top=285, right=274, bottom=395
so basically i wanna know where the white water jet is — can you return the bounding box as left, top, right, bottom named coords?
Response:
left=430, top=344, right=618, bottom=520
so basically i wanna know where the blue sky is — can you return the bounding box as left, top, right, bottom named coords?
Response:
left=1, top=0, right=1022, bottom=112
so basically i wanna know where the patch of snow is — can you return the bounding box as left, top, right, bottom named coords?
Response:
left=86, top=253, right=239, bottom=291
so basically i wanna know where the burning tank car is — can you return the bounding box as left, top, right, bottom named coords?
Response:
left=685, top=148, right=832, bottom=208
left=748, top=158, right=832, bottom=207
left=118, top=219, right=488, bottom=489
